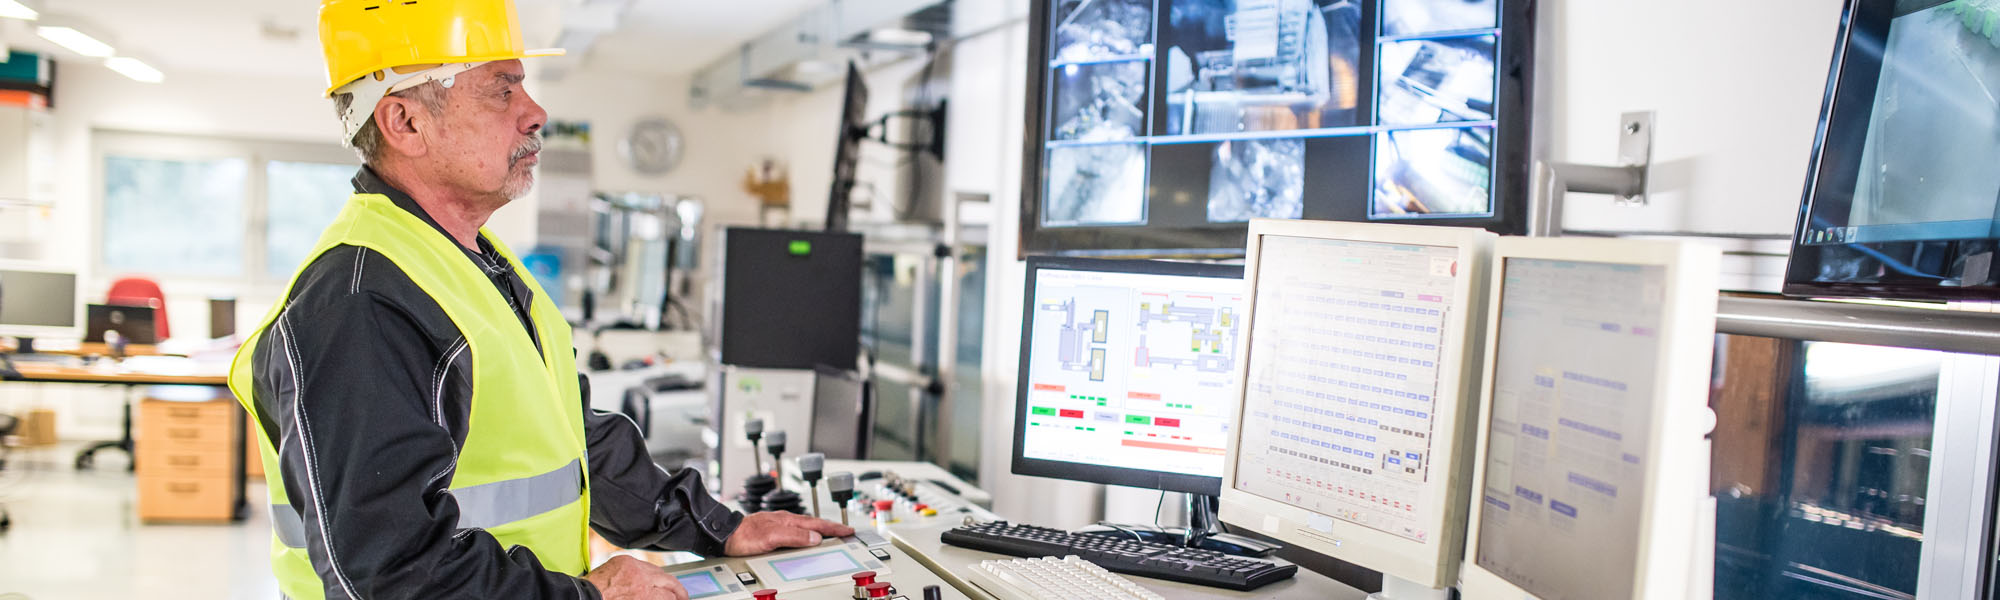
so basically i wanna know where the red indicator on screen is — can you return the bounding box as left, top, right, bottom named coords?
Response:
left=1059, top=409, right=1085, bottom=419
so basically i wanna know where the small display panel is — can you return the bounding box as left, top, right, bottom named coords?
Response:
left=1021, top=266, right=1246, bottom=481
left=1231, top=235, right=1464, bottom=542
left=676, top=571, right=727, bottom=598
left=769, top=550, right=866, bottom=582
left=1474, top=258, right=1667, bottom=600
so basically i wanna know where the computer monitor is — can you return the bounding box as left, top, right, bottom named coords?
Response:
left=1217, top=219, right=1494, bottom=593
left=1459, top=237, right=1719, bottom=600
left=0, top=265, right=82, bottom=344
left=1013, top=256, right=1245, bottom=496
left=827, top=61, right=868, bottom=233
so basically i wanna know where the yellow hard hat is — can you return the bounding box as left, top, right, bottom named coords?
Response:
left=318, top=0, right=563, bottom=98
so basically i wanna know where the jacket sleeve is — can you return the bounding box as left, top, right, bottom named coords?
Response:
left=580, top=376, right=745, bottom=557
left=253, top=289, right=600, bottom=600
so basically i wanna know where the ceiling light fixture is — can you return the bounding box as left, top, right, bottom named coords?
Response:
left=105, top=56, right=163, bottom=83
left=0, top=0, right=38, bottom=20
left=36, top=26, right=114, bottom=58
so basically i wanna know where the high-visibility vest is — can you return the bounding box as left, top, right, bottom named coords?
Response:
left=228, top=193, right=590, bottom=599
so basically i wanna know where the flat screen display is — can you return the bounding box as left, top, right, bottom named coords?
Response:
left=1023, top=0, right=1533, bottom=254
left=1474, top=258, right=1666, bottom=600
left=1018, top=264, right=1245, bottom=489
left=1788, top=0, right=2000, bottom=299
left=0, top=269, right=78, bottom=329
left=675, top=572, right=727, bottom=598
left=769, top=550, right=865, bottom=582
left=1230, top=235, right=1463, bottom=543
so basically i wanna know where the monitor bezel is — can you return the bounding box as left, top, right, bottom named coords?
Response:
left=0, top=262, right=85, bottom=343
left=1016, top=0, right=1541, bottom=259
left=1011, top=255, right=1245, bottom=496
left=1215, top=219, right=1494, bottom=588
left=1458, top=237, right=1718, bottom=599
left=1782, top=0, right=2000, bottom=301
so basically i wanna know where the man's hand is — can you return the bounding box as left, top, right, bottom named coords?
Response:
left=723, top=511, right=857, bottom=556
left=585, top=555, right=688, bottom=600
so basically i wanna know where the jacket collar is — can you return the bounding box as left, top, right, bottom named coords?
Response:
left=351, top=166, right=496, bottom=256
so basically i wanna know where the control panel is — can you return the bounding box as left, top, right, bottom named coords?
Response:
left=658, top=535, right=965, bottom=600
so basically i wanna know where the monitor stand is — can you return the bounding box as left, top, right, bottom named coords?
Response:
left=1371, top=575, right=1449, bottom=600
left=1074, top=493, right=1282, bottom=558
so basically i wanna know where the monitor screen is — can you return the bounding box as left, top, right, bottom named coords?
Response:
left=674, top=572, right=727, bottom=598
left=1788, top=0, right=2000, bottom=299
left=1014, top=258, right=1244, bottom=494
left=1230, top=235, right=1463, bottom=543
left=0, top=268, right=79, bottom=329
left=1473, top=258, right=1667, bottom=600
left=1021, top=0, right=1534, bottom=255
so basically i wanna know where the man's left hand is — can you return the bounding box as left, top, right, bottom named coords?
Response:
left=723, top=511, right=857, bottom=556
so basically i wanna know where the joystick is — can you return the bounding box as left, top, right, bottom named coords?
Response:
left=828, top=472, right=856, bottom=526
left=800, top=453, right=826, bottom=518
left=759, top=431, right=805, bottom=514
left=737, top=419, right=775, bottom=512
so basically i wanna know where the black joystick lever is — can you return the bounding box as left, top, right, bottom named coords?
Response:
left=765, top=430, right=788, bottom=479
left=745, top=418, right=766, bottom=475
left=800, top=453, right=826, bottom=518
left=829, top=472, right=855, bottom=526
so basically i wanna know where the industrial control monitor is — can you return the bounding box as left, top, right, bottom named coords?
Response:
left=1217, top=219, right=1493, bottom=591
left=0, top=265, right=82, bottom=342
left=1013, top=256, right=1245, bottom=496
left=1459, top=237, right=1719, bottom=600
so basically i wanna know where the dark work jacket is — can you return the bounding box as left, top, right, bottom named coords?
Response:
left=247, top=167, right=742, bottom=599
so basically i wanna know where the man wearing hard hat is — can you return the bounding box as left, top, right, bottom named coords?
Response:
left=227, top=1, right=851, bottom=598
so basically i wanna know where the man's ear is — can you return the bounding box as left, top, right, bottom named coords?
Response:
left=375, top=96, right=430, bottom=158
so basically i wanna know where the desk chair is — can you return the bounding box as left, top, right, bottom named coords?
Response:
left=75, top=276, right=170, bottom=471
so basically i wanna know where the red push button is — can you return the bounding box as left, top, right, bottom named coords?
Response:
left=873, top=500, right=894, bottom=513
left=752, top=590, right=778, bottom=600
left=851, top=571, right=877, bottom=586
left=866, top=582, right=893, bottom=598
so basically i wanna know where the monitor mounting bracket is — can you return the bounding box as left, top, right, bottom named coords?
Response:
left=1527, top=111, right=1656, bottom=237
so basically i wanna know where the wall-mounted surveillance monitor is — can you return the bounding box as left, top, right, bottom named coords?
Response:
left=1217, top=219, right=1493, bottom=593
left=1018, top=0, right=1538, bottom=257
left=1460, top=237, right=1719, bottom=600
left=1787, top=0, right=2000, bottom=300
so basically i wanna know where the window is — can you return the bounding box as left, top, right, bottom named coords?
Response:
left=102, top=156, right=249, bottom=277
left=265, top=161, right=357, bottom=278
left=96, top=131, right=359, bottom=283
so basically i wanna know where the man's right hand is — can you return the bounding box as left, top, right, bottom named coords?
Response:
left=584, top=555, right=688, bottom=600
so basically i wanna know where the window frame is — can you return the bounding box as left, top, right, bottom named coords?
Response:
left=91, top=129, right=359, bottom=291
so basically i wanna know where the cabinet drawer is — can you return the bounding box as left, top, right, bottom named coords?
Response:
left=139, top=417, right=232, bottom=451
left=138, top=476, right=235, bottom=522
left=137, top=447, right=232, bottom=478
left=141, top=400, right=233, bottom=425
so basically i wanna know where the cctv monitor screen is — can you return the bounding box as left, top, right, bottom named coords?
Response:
left=1473, top=258, right=1667, bottom=599
left=1230, top=235, right=1465, bottom=543
left=1022, top=0, right=1535, bottom=255
left=1789, top=0, right=2000, bottom=299
left=1013, top=257, right=1245, bottom=495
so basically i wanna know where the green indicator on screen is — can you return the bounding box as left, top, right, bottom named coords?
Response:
left=788, top=240, right=812, bottom=256
left=1031, top=407, right=1057, bottom=416
left=1125, top=415, right=1151, bottom=425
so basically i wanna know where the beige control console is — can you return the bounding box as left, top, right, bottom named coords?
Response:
left=659, top=534, right=970, bottom=600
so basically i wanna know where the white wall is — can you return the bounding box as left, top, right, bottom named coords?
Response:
left=1549, top=0, right=1846, bottom=235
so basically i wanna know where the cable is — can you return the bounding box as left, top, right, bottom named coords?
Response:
left=1091, top=521, right=1146, bottom=543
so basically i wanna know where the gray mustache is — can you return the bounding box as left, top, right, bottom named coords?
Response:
left=511, top=135, right=543, bottom=163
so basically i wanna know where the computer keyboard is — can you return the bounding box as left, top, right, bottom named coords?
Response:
left=941, top=522, right=1297, bottom=591
left=967, top=556, right=1165, bottom=600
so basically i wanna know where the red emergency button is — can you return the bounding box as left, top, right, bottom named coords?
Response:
left=866, top=582, right=893, bottom=598
left=873, top=500, right=894, bottom=513
left=752, top=590, right=778, bottom=600
left=851, top=571, right=877, bottom=586
left=913, top=503, right=929, bottom=512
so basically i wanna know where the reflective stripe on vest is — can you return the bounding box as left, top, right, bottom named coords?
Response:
left=270, top=458, right=585, bottom=549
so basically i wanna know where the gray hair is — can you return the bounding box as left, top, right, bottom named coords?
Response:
left=333, top=81, right=449, bottom=164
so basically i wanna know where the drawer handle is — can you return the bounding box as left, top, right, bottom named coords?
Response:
left=167, top=482, right=201, bottom=494
left=167, top=455, right=201, bottom=467
left=167, top=407, right=203, bottom=418
left=167, top=428, right=202, bottom=440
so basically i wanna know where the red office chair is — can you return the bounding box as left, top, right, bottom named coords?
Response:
left=106, top=276, right=169, bottom=342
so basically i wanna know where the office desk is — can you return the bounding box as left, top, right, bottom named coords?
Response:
left=5, top=361, right=248, bottom=522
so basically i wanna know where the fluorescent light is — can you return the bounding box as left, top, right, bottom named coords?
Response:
left=37, top=26, right=113, bottom=58
left=0, top=0, right=38, bottom=20
left=868, top=28, right=932, bottom=47
left=105, top=57, right=162, bottom=83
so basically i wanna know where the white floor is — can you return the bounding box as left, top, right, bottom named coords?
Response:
left=0, top=442, right=279, bottom=600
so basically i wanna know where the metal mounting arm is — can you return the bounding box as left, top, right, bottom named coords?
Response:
left=1527, top=111, right=1655, bottom=237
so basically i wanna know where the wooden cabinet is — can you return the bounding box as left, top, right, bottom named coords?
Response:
left=136, top=393, right=241, bottom=523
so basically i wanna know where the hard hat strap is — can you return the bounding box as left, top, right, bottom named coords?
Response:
left=334, top=61, right=486, bottom=148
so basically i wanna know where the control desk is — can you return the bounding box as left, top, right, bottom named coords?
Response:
left=655, top=534, right=967, bottom=600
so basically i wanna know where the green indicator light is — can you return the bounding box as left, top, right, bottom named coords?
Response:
left=1031, top=407, right=1058, bottom=416
left=788, top=240, right=812, bottom=256
left=1124, top=431, right=1133, bottom=435
left=1125, top=415, right=1151, bottom=425
left=1075, top=426, right=1086, bottom=431
left=1087, top=428, right=1096, bottom=432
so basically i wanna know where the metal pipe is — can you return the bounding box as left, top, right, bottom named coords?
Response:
left=1716, top=296, right=2000, bottom=355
